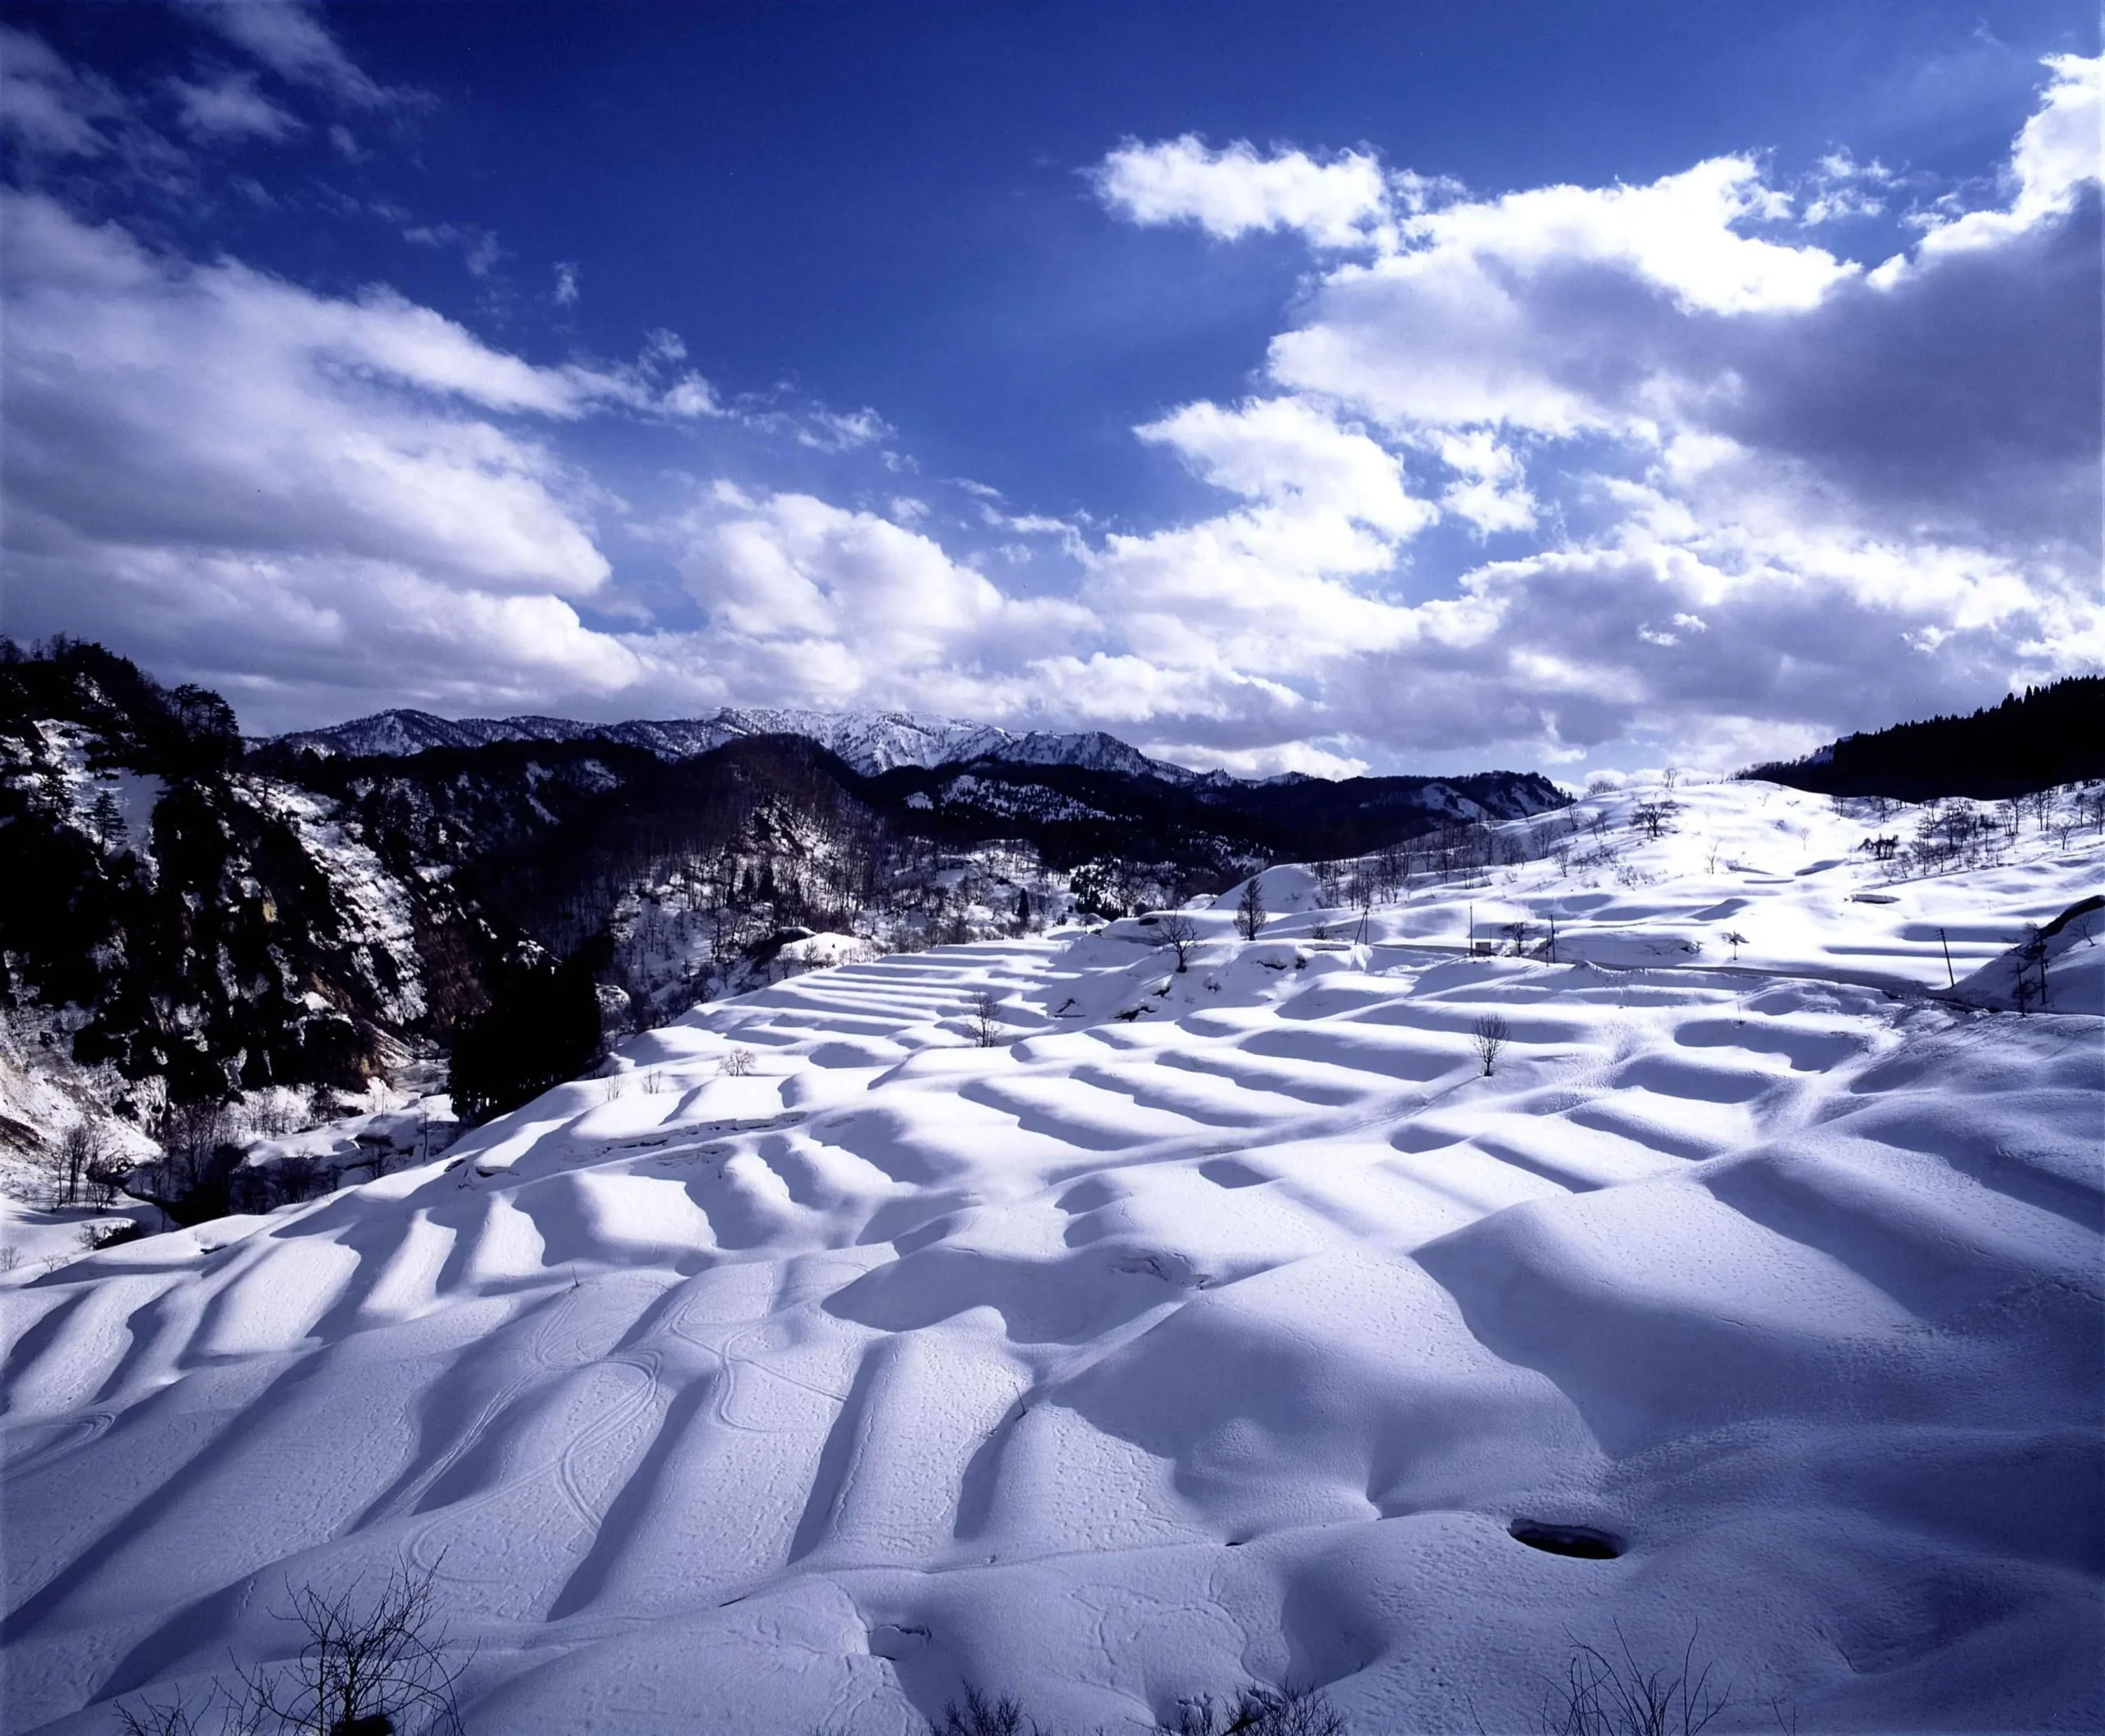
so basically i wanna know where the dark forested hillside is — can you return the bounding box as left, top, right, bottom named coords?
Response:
left=1745, top=677, right=2105, bottom=800
left=0, top=640, right=525, bottom=1113
left=3, top=639, right=1570, bottom=1160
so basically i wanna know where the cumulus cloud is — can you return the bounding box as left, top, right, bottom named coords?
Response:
left=1093, top=135, right=1391, bottom=248
left=668, top=485, right=1094, bottom=706
left=1082, top=398, right=1438, bottom=675
left=0, top=192, right=664, bottom=721
left=1075, top=56, right=2101, bottom=766
left=7, top=37, right=2095, bottom=774
left=1904, top=53, right=2098, bottom=261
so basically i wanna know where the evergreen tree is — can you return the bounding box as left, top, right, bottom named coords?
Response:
left=89, top=788, right=126, bottom=851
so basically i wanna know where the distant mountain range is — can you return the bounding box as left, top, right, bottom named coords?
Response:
left=6, top=642, right=1567, bottom=1186
left=266, top=705, right=1231, bottom=785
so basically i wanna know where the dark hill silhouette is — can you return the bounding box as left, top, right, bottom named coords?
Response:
left=1745, top=676, right=2105, bottom=801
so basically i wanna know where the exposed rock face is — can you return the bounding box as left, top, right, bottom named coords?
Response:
left=6, top=640, right=1568, bottom=1134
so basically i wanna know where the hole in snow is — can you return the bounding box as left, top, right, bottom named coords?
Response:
left=1509, top=1520, right=1622, bottom=1559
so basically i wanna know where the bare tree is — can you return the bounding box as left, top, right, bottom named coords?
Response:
left=121, top=1562, right=467, bottom=1736
left=969, top=989, right=1003, bottom=1048
left=1501, top=920, right=1531, bottom=956
left=1154, top=912, right=1201, bottom=972
left=49, top=1120, right=98, bottom=1209
left=1630, top=802, right=1675, bottom=840
left=116, top=1687, right=238, bottom=1736
left=1722, top=930, right=1748, bottom=962
left=86, top=1150, right=131, bottom=1209
left=719, top=1047, right=756, bottom=1077
left=1471, top=1012, right=1511, bottom=1076
left=234, top=1561, right=469, bottom=1736
left=1235, top=877, right=1267, bottom=942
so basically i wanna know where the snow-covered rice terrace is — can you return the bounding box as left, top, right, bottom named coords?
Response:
left=5, top=780, right=2101, bottom=1733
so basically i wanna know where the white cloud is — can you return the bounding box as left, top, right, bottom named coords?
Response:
left=1267, top=157, right=1859, bottom=441
left=404, top=222, right=502, bottom=278
left=670, top=488, right=1093, bottom=706
left=1094, top=135, right=1390, bottom=248
left=0, top=192, right=659, bottom=721
left=1900, top=54, right=2100, bottom=263
left=0, top=25, right=122, bottom=156
left=169, top=70, right=303, bottom=142
left=796, top=407, right=891, bottom=452
left=1065, top=62, right=2099, bottom=767
left=1084, top=398, right=1439, bottom=675
left=1434, top=429, right=1538, bottom=534
left=6, top=42, right=2093, bottom=776
left=1137, top=396, right=1433, bottom=538
left=179, top=0, right=396, bottom=108
left=1403, top=157, right=1851, bottom=315
left=1799, top=149, right=1893, bottom=225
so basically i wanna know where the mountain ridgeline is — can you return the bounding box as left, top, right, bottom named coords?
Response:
left=1745, top=676, right=2105, bottom=801
left=2, top=641, right=1565, bottom=1143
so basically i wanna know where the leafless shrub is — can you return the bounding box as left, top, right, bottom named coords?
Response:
left=933, top=1685, right=1039, bottom=1736
left=719, top=1047, right=756, bottom=1077
left=1538, top=1625, right=1729, bottom=1736
left=1157, top=1683, right=1349, bottom=1736
left=1471, top=1012, right=1512, bottom=1076
left=1155, top=913, right=1201, bottom=971
left=969, top=989, right=1003, bottom=1048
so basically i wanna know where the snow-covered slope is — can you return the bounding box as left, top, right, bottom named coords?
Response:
left=265, top=706, right=1203, bottom=782
left=4, top=780, right=2099, bottom=1734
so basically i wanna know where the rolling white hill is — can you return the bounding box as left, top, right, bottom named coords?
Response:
left=3, top=780, right=2100, bottom=1734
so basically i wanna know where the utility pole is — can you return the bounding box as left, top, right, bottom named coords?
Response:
left=1938, top=927, right=1955, bottom=988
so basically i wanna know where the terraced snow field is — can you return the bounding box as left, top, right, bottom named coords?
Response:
left=3, top=781, right=2101, bottom=1733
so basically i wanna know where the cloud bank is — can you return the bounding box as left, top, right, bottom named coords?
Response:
left=2, top=30, right=2097, bottom=773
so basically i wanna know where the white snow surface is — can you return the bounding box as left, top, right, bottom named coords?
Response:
left=3, top=781, right=2101, bottom=1734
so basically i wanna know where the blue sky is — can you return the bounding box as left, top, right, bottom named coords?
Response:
left=1, top=1, right=2098, bottom=775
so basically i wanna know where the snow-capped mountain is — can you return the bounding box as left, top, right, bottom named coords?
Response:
left=266, top=706, right=1205, bottom=782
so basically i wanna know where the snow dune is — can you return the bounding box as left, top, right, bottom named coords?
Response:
left=3, top=781, right=2100, bottom=1733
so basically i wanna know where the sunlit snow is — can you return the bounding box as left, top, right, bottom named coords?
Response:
left=3, top=779, right=2099, bottom=1733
